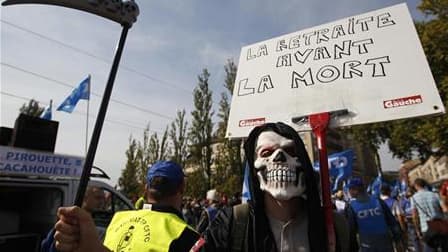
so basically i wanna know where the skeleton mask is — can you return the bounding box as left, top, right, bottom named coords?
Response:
left=254, top=131, right=306, bottom=200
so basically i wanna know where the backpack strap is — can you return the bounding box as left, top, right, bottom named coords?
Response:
left=378, top=198, right=403, bottom=241
left=231, top=203, right=249, bottom=252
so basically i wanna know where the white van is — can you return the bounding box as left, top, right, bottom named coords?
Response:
left=0, top=146, right=134, bottom=251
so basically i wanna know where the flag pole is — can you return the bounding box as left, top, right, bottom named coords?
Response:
left=85, top=74, right=91, bottom=155
left=49, top=99, right=53, bottom=117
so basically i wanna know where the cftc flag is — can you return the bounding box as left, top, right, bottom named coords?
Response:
left=40, top=100, right=52, bottom=120
left=57, top=76, right=90, bottom=113
left=242, top=162, right=252, bottom=203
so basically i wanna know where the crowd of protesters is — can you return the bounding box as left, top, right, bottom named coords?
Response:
left=47, top=122, right=448, bottom=252
left=332, top=177, right=448, bottom=252
left=172, top=176, right=448, bottom=252
left=133, top=188, right=242, bottom=231
left=47, top=168, right=447, bottom=252
left=49, top=172, right=447, bottom=252
left=181, top=190, right=242, bottom=232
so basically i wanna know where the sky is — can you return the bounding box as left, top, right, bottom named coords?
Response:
left=1, top=0, right=426, bottom=185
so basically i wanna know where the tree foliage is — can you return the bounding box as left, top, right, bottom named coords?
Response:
left=189, top=69, right=214, bottom=190
left=20, top=99, right=44, bottom=117
left=169, top=109, right=189, bottom=168
left=184, top=169, right=208, bottom=199
left=136, top=126, right=171, bottom=186
left=216, top=60, right=237, bottom=138
left=118, top=137, right=140, bottom=199
left=213, top=59, right=243, bottom=195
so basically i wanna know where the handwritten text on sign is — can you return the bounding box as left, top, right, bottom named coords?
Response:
left=227, top=3, right=445, bottom=138
left=240, top=14, right=393, bottom=95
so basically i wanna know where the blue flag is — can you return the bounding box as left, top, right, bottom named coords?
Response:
left=242, top=162, right=252, bottom=203
left=369, top=173, right=383, bottom=197
left=400, top=179, right=407, bottom=196
left=40, top=100, right=52, bottom=120
left=57, top=76, right=90, bottom=113
left=314, top=149, right=354, bottom=192
left=391, top=180, right=400, bottom=198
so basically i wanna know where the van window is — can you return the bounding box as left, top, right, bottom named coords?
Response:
left=103, top=188, right=133, bottom=212
left=92, top=188, right=133, bottom=228
left=0, top=185, right=63, bottom=251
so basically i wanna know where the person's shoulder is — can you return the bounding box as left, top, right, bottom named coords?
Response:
left=412, top=190, right=424, bottom=199
left=201, top=205, right=241, bottom=251
left=109, top=209, right=136, bottom=220
left=420, top=190, right=438, bottom=199
left=170, top=226, right=201, bottom=252
left=215, top=205, right=234, bottom=222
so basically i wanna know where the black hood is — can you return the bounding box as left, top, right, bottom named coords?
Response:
left=244, top=122, right=326, bottom=252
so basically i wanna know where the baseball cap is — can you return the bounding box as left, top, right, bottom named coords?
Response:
left=147, top=161, right=185, bottom=187
left=347, top=177, right=363, bottom=189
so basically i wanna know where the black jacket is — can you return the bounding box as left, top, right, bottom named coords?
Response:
left=204, top=203, right=275, bottom=252
left=203, top=203, right=354, bottom=252
left=204, top=122, right=327, bottom=252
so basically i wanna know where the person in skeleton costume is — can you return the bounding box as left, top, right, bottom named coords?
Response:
left=203, top=122, right=351, bottom=252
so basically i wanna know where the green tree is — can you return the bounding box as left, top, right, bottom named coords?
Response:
left=136, top=126, right=171, bottom=186
left=159, top=126, right=170, bottom=161
left=20, top=99, right=44, bottom=117
left=135, top=126, right=150, bottom=186
left=118, top=136, right=140, bottom=199
left=341, top=124, right=388, bottom=171
left=216, top=60, right=237, bottom=138
left=184, top=169, right=208, bottom=199
left=169, top=109, right=189, bottom=168
left=189, top=69, right=214, bottom=190
left=213, top=59, right=243, bottom=195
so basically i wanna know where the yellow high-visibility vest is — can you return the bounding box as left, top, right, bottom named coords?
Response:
left=103, top=209, right=188, bottom=252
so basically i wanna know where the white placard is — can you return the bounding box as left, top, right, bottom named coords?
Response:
left=227, top=3, right=445, bottom=138
left=0, top=146, right=84, bottom=178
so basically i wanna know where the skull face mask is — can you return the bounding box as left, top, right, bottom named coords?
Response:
left=254, top=131, right=306, bottom=200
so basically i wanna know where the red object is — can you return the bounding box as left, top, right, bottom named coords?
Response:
left=440, top=180, right=448, bottom=196
left=221, top=195, right=228, bottom=205
left=190, top=237, right=206, bottom=252
left=309, top=112, right=336, bottom=252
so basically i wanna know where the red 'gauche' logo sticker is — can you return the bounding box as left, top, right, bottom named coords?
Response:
left=383, top=95, right=423, bottom=109
left=239, top=117, right=266, bottom=127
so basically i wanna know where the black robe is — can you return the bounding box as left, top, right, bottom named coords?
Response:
left=204, top=122, right=327, bottom=252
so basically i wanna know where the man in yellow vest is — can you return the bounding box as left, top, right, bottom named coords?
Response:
left=53, top=161, right=204, bottom=252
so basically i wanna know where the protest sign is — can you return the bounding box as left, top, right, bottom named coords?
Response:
left=227, top=3, right=445, bottom=138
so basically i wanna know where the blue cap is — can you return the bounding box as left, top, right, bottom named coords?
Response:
left=347, top=177, right=363, bottom=189
left=147, top=161, right=184, bottom=187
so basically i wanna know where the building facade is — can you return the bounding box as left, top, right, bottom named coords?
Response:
left=406, top=156, right=448, bottom=185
